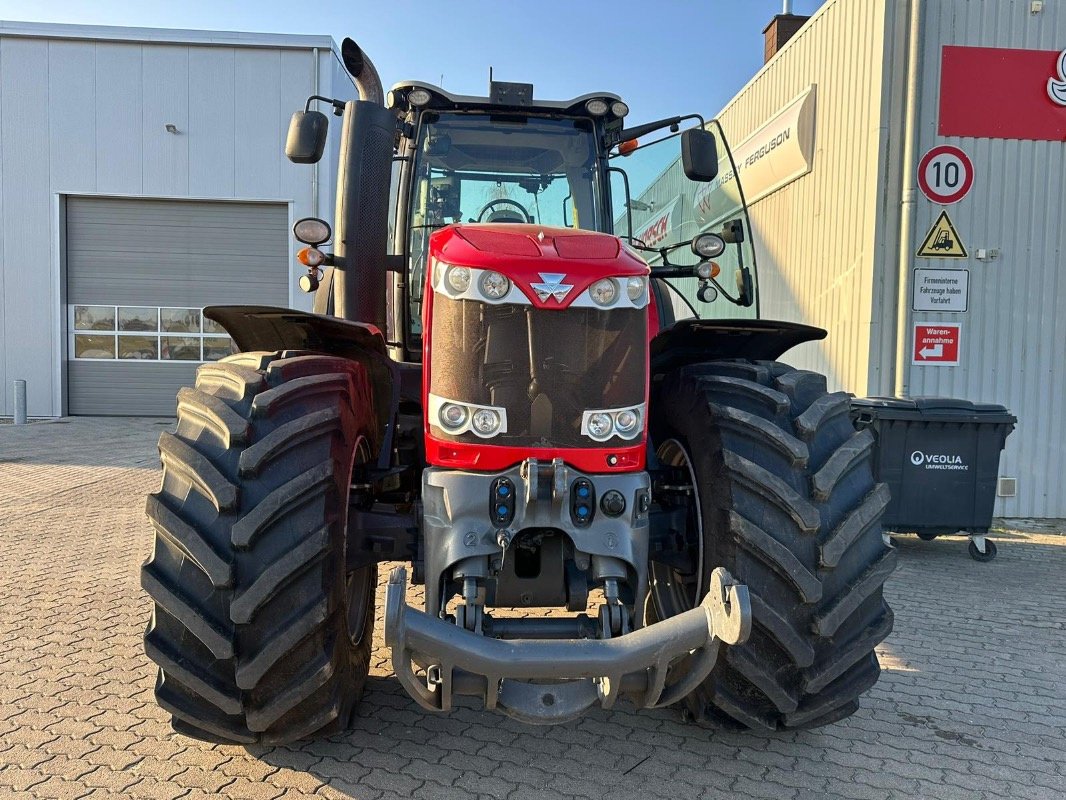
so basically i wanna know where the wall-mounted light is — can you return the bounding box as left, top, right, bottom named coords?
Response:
left=164, top=123, right=179, bottom=134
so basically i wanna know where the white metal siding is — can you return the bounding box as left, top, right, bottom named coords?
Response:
left=0, top=28, right=357, bottom=417
left=713, top=0, right=896, bottom=396
left=905, top=0, right=1066, bottom=517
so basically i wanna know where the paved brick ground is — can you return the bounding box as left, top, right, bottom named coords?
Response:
left=2, top=417, right=1065, bottom=800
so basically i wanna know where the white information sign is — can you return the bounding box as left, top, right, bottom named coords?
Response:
left=912, top=268, right=969, bottom=312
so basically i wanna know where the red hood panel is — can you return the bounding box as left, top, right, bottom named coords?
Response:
left=434, top=224, right=647, bottom=310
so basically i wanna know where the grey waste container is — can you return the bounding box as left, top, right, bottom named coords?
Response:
left=851, top=397, right=1016, bottom=561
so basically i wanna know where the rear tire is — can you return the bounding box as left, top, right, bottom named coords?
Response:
left=141, top=351, right=378, bottom=744
left=649, top=360, right=895, bottom=730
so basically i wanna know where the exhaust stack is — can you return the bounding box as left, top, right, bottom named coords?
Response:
left=341, top=37, right=384, bottom=106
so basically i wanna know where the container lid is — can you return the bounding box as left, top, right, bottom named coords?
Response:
left=852, top=396, right=1017, bottom=424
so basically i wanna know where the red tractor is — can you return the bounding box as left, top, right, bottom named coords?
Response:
left=142, top=39, right=894, bottom=743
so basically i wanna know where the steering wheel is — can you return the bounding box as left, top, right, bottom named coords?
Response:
left=476, top=198, right=533, bottom=223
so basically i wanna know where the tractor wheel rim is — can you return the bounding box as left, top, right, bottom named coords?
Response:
left=651, top=438, right=705, bottom=615
left=345, top=437, right=373, bottom=647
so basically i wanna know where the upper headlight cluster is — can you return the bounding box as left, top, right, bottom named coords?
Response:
left=434, top=261, right=517, bottom=305
left=581, top=404, right=645, bottom=442
left=573, top=276, right=648, bottom=309
left=428, top=393, right=508, bottom=439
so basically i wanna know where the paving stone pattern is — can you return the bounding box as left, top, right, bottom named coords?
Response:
left=1, top=417, right=1065, bottom=800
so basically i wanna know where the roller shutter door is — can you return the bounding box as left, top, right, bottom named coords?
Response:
left=65, top=197, right=289, bottom=415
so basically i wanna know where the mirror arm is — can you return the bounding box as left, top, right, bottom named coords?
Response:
left=614, top=113, right=707, bottom=146
left=305, top=94, right=347, bottom=116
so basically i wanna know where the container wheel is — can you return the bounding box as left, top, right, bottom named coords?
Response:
left=968, top=539, right=997, bottom=562
left=648, top=360, right=896, bottom=730
left=917, top=532, right=938, bottom=542
left=141, top=351, right=378, bottom=744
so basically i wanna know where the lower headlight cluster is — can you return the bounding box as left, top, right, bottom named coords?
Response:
left=428, top=394, right=508, bottom=439
left=581, top=404, right=645, bottom=442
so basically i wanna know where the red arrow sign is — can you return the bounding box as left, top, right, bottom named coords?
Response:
left=913, top=324, right=961, bottom=366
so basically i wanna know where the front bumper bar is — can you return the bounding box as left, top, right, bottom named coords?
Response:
left=384, top=566, right=751, bottom=723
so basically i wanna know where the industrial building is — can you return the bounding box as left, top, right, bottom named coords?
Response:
left=632, top=0, right=1065, bottom=519
left=0, top=22, right=355, bottom=416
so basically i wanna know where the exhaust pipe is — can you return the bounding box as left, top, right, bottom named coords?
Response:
left=341, top=38, right=384, bottom=106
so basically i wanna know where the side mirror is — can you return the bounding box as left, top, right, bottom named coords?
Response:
left=286, top=110, right=329, bottom=164
left=681, top=128, right=719, bottom=182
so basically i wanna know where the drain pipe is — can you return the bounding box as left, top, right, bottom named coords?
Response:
left=893, top=0, right=923, bottom=397
left=311, top=47, right=320, bottom=220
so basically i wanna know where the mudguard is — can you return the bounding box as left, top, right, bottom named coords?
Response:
left=204, top=305, right=398, bottom=462
left=650, top=318, right=827, bottom=376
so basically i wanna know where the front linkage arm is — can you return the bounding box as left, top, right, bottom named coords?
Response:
left=384, top=566, right=751, bottom=724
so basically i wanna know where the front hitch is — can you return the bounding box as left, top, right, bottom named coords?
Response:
left=384, top=566, right=751, bottom=724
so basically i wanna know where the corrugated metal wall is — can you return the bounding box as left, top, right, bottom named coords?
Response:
left=0, top=28, right=356, bottom=417
left=712, top=0, right=899, bottom=396
left=905, top=1, right=1066, bottom=517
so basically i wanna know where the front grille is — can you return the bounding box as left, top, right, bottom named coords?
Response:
left=428, top=296, right=646, bottom=448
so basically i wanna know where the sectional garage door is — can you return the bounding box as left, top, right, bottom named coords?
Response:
left=66, top=197, right=289, bottom=415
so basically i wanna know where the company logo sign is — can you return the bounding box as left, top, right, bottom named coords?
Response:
left=910, top=450, right=969, bottom=471
left=939, top=45, right=1066, bottom=141
left=1048, top=48, right=1066, bottom=106
left=530, top=273, right=573, bottom=303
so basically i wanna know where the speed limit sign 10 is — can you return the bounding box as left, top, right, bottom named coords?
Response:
left=918, top=145, right=974, bottom=204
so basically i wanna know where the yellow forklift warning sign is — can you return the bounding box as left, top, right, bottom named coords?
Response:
left=917, top=211, right=968, bottom=258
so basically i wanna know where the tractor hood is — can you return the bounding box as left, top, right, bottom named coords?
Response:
left=429, top=224, right=649, bottom=310
left=421, top=224, right=651, bottom=474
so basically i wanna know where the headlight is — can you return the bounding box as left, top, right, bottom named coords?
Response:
left=692, top=233, right=726, bottom=259
left=587, top=413, right=613, bottom=439
left=445, top=266, right=471, bottom=293
left=439, top=403, right=468, bottom=430
left=615, top=408, right=640, bottom=433
left=585, top=98, right=609, bottom=116
left=293, top=217, right=331, bottom=246
left=428, top=394, right=508, bottom=438
left=625, top=277, right=646, bottom=302
left=582, top=405, right=645, bottom=441
left=471, top=408, right=501, bottom=435
left=610, top=101, right=629, bottom=118
left=407, top=87, right=432, bottom=107
left=589, top=278, right=618, bottom=307
left=478, top=270, right=511, bottom=300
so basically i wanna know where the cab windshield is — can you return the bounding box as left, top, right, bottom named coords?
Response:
left=406, top=113, right=606, bottom=333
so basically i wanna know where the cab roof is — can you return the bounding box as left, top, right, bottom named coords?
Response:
left=388, top=80, right=627, bottom=122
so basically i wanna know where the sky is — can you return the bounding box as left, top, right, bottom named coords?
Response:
left=0, top=0, right=825, bottom=126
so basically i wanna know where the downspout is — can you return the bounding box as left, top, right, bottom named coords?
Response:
left=311, top=47, right=319, bottom=220
left=893, top=0, right=923, bottom=397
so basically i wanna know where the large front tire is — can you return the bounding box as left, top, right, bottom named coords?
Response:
left=650, top=360, right=895, bottom=730
left=141, top=351, right=378, bottom=744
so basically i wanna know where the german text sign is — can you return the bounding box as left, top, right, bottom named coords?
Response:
left=913, top=269, right=969, bottom=312
left=913, top=323, right=961, bottom=366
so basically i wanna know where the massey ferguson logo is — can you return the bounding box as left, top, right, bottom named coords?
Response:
left=1049, top=48, right=1066, bottom=106
left=910, top=450, right=969, bottom=471
left=530, top=273, right=573, bottom=303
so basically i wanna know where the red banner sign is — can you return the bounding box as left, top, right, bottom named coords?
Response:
left=939, top=45, right=1066, bottom=141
